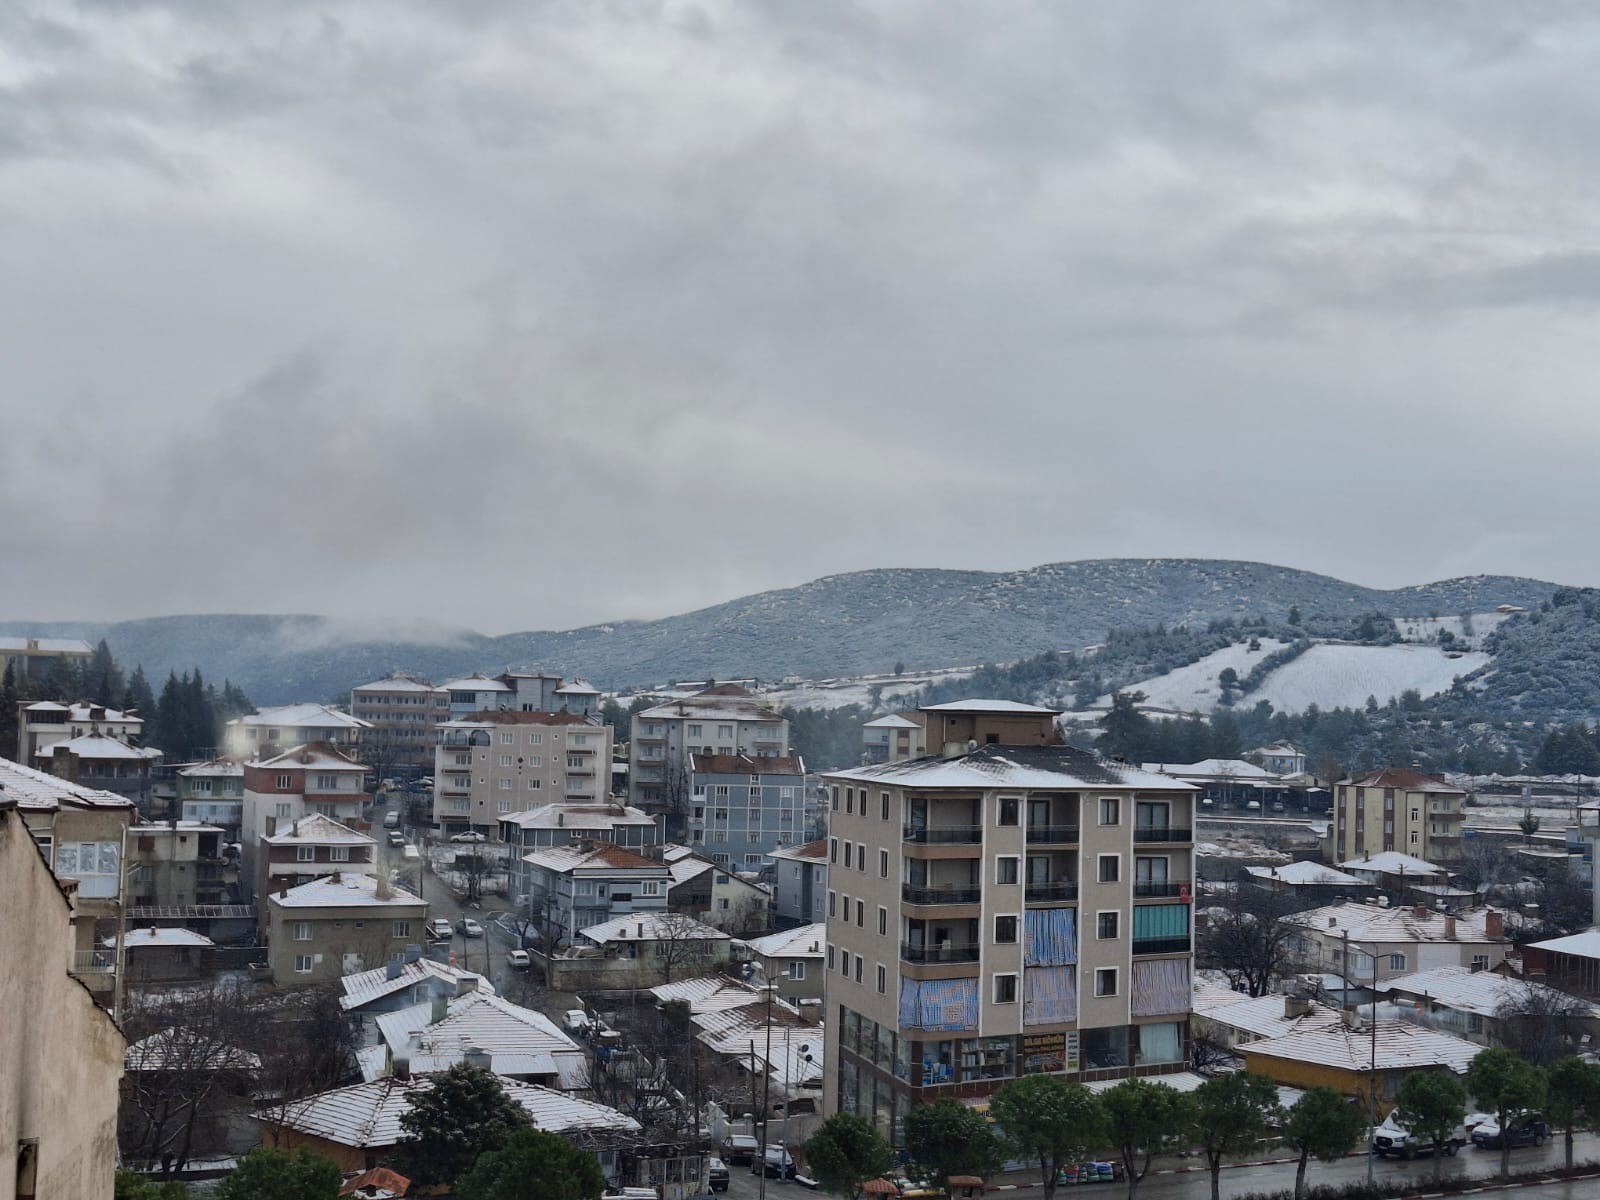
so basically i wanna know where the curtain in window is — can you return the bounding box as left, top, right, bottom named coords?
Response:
left=897, top=978, right=979, bottom=1032
left=1023, top=966, right=1077, bottom=1025
left=1024, top=909, right=1078, bottom=966
left=1132, top=903, right=1189, bottom=939
left=1137, top=1021, right=1183, bottom=1064
left=1130, top=957, right=1190, bottom=1016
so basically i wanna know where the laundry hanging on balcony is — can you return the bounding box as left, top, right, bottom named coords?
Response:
left=898, top=977, right=979, bottom=1032
left=1024, top=908, right=1077, bottom=966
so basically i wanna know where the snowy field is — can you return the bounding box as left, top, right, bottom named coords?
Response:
left=1092, top=639, right=1292, bottom=712
left=1391, top=611, right=1509, bottom=651
left=755, top=666, right=975, bottom=710
left=1249, top=643, right=1489, bottom=713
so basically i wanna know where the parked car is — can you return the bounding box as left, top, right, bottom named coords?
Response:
left=450, top=831, right=488, bottom=843
left=722, top=1135, right=759, bottom=1166
left=752, top=1147, right=795, bottom=1179
left=1472, top=1114, right=1550, bottom=1150
left=387, top=831, right=406, bottom=847
left=1372, top=1111, right=1466, bottom=1158
left=457, top=917, right=484, bottom=938
left=426, top=917, right=453, bottom=940
left=506, top=949, right=531, bottom=970
left=707, top=1158, right=729, bottom=1192
left=562, top=1009, right=591, bottom=1034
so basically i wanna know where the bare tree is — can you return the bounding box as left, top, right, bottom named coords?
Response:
left=1198, top=886, right=1309, bottom=998
left=1493, top=981, right=1598, bottom=1065
left=250, top=985, right=360, bottom=1146
left=651, top=912, right=720, bottom=984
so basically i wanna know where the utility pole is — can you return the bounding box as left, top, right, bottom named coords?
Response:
left=112, top=822, right=132, bottom=1024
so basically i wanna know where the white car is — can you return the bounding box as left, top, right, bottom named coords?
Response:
left=426, top=918, right=453, bottom=940
left=457, top=917, right=484, bottom=938
left=449, top=831, right=488, bottom=844
left=563, top=1009, right=590, bottom=1033
left=506, top=949, right=531, bottom=970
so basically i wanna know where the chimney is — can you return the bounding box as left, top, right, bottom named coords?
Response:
left=463, top=1044, right=492, bottom=1072
left=431, top=992, right=449, bottom=1024
left=278, top=881, right=289, bottom=899
left=1413, top=904, right=1429, bottom=918
left=1445, top=915, right=1457, bottom=941
left=456, top=972, right=480, bottom=996
left=386, top=959, right=404, bottom=980
left=1486, top=910, right=1505, bottom=939
left=404, top=943, right=423, bottom=964
left=1284, top=996, right=1312, bottom=1019
left=637, top=922, right=644, bottom=938
left=1327, top=917, right=1337, bottom=928
left=265, top=815, right=277, bottom=837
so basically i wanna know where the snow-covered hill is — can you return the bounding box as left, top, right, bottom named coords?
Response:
left=1249, top=643, right=1489, bottom=712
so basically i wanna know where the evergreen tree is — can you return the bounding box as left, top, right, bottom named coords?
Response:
left=398, top=1064, right=529, bottom=1189
left=125, top=665, right=157, bottom=721
left=86, top=639, right=124, bottom=707
left=0, top=662, right=19, bottom=760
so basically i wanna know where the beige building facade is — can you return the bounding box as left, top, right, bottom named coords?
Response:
left=265, top=874, right=428, bottom=987
left=821, top=708, right=1193, bottom=1145
left=1330, top=768, right=1466, bottom=863
left=433, top=710, right=613, bottom=833
left=629, top=685, right=789, bottom=822
left=350, top=675, right=450, bottom=770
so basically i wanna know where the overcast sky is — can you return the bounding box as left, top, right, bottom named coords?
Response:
left=6, top=2, right=1600, bottom=634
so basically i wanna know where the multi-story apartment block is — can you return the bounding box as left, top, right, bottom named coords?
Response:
left=629, top=685, right=789, bottom=830
left=127, top=822, right=235, bottom=908
left=257, top=813, right=377, bottom=904
left=440, top=673, right=513, bottom=718
left=0, top=755, right=137, bottom=993
left=0, top=635, right=92, bottom=684
left=1330, top=768, right=1466, bottom=863
left=240, top=744, right=371, bottom=898
left=224, top=703, right=371, bottom=757
left=176, top=758, right=246, bottom=836
left=498, top=802, right=658, bottom=858
left=863, top=714, right=926, bottom=765
left=768, top=838, right=828, bottom=930
left=36, top=734, right=162, bottom=809
left=687, top=753, right=807, bottom=871
left=265, top=874, right=427, bottom=987
left=522, top=842, right=672, bottom=940
left=350, top=675, right=450, bottom=770
left=432, top=711, right=613, bottom=835
left=821, top=710, right=1194, bottom=1144
left=16, top=700, right=145, bottom=762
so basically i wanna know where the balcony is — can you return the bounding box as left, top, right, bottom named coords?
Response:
left=1132, top=937, right=1192, bottom=956
left=902, top=884, right=982, bottom=906
left=1133, top=826, right=1192, bottom=844
left=1024, top=881, right=1079, bottom=903
left=1026, top=825, right=1080, bottom=845
left=1133, top=880, right=1192, bottom=899
left=900, top=942, right=981, bottom=964
left=903, top=826, right=983, bottom=845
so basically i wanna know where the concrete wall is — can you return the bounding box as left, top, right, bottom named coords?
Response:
left=0, top=806, right=125, bottom=1200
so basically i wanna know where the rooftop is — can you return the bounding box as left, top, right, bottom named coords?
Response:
left=1245, top=862, right=1362, bottom=886
left=443, top=710, right=599, bottom=727
left=1192, top=991, right=1336, bottom=1040
left=105, top=927, right=215, bottom=950
left=39, top=735, right=161, bottom=761
left=651, top=976, right=784, bottom=1013
left=1338, top=851, right=1447, bottom=878
left=353, top=674, right=444, bottom=694
left=1381, top=965, right=1600, bottom=1018
left=1294, top=902, right=1507, bottom=944
left=825, top=743, right=1194, bottom=791
left=522, top=842, right=666, bottom=874
left=0, top=755, right=135, bottom=811
left=23, top=701, right=142, bottom=723
left=689, top=753, right=805, bottom=775
left=919, top=698, right=1062, bottom=715
left=232, top=703, right=371, bottom=730
left=1245, top=1015, right=1484, bottom=1074
left=1144, top=758, right=1281, bottom=780
left=499, top=803, right=654, bottom=831
left=439, top=674, right=512, bottom=692
left=374, top=992, right=587, bottom=1086
left=767, top=839, right=828, bottom=864
left=864, top=713, right=922, bottom=729
left=746, top=923, right=826, bottom=960
left=555, top=679, right=601, bottom=694
left=253, top=742, right=367, bottom=770
left=580, top=912, right=730, bottom=945
left=268, top=875, right=423, bottom=910
left=1338, top=768, right=1465, bottom=795
left=126, top=1027, right=258, bottom=1073
left=177, top=758, right=244, bottom=778
left=638, top=685, right=785, bottom=722
left=340, top=958, right=494, bottom=1011
left=1526, top=930, right=1600, bottom=959
left=0, top=636, right=92, bottom=654
left=263, top=813, right=375, bottom=846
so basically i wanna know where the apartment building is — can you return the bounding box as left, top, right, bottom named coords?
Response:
left=0, top=635, right=92, bottom=684
left=821, top=714, right=1194, bottom=1143
left=16, top=700, right=144, bottom=762
left=768, top=838, right=828, bottom=930
left=432, top=711, right=613, bottom=835
left=265, top=874, right=427, bottom=987
left=1287, top=902, right=1512, bottom=989
left=686, top=753, right=807, bottom=871
left=629, top=685, right=790, bottom=830
left=240, top=744, right=371, bottom=898
left=863, top=714, right=925, bottom=765
left=176, top=758, right=245, bottom=836
left=498, top=802, right=658, bottom=859
left=224, top=703, right=371, bottom=757
left=257, top=813, right=377, bottom=903
left=1330, top=768, right=1466, bottom=863
left=127, top=822, right=235, bottom=908
left=350, top=675, right=450, bottom=769
left=522, top=841, right=672, bottom=940
left=36, top=734, right=162, bottom=808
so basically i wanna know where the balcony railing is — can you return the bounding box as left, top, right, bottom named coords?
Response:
left=70, top=950, right=115, bottom=975
left=1025, top=825, right=1080, bottom=844
left=903, top=826, right=983, bottom=845
left=1133, top=880, right=1192, bottom=899
left=900, top=942, right=981, bottom=964
left=902, top=884, right=982, bottom=905
left=1132, top=937, right=1192, bottom=956
left=1024, top=881, right=1079, bottom=902
left=1133, top=826, right=1192, bottom=844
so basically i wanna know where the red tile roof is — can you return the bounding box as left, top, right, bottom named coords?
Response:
left=690, top=753, right=804, bottom=775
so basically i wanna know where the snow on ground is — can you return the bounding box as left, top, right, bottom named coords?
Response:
left=1391, top=611, right=1508, bottom=651
left=756, top=666, right=975, bottom=711
left=1090, top=639, right=1292, bottom=712
left=1249, top=643, right=1489, bottom=714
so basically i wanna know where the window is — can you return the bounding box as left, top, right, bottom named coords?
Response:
left=275, top=802, right=292, bottom=818
left=718, top=724, right=734, bottom=739
left=996, top=856, right=1019, bottom=885
left=856, top=899, right=865, bottom=927
left=877, top=963, right=887, bottom=993
left=878, top=906, right=888, bottom=935
left=314, top=774, right=342, bottom=790
left=1094, top=968, right=1118, bottom=997
left=998, top=797, right=1019, bottom=826
left=715, top=785, right=730, bottom=799
left=572, top=733, right=588, bottom=746
left=294, top=955, right=314, bottom=974
left=995, top=915, right=1018, bottom=944
left=790, top=961, right=807, bottom=981
left=855, top=956, right=863, bottom=983
left=330, top=846, right=350, bottom=862
left=526, top=754, right=542, bottom=767
left=846, top=788, right=854, bottom=815
left=499, top=732, right=514, bottom=745
left=293, top=922, right=313, bottom=941
left=688, top=724, right=703, bottom=738
left=277, top=774, right=293, bottom=788
left=1471, top=954, right=1490, bottom=971
left=498, top=779, right=513, bottom=791
left=1097, top=912, right=1120, bottom=940
left=498, top=799, right=512, bottom=814
left=858, top=843, right=867, bottom=872
left=499, top=754, right=513, bottom=766
left=296, top=846, right=315, bottom=862
left=1099, top=797, right=1120, bottom=825
left=828, top=891, right=837, bottom=917
left=879, top=849, right=889, bottom=878
left=829, top=838, right=838, bottom=863
left=881, top=791, right=890, bottom=820
left=714, top=808, right=729, bottom=821
left=994, top=973, right=1018, bottom=1003
left=527, top=779, right=541, bottom=790
left=840, top=950, right=849, bottom=975
left=1388, top=954, right=1407, bottom=971
left=529, top=733, right=543, bottom=746
left=1409, top=831, right=1420, bottom=846
left=831, top=786, right=839, bottom=811
left=827, top=946, right=835, bottom=971
left=392, top=921, right=411, bottom=938
left=1098, top=854, right=1121, bottom=883
left=844, top=842, right=853, bottom=869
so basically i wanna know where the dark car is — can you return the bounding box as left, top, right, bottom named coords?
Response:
left=707, top=1158, right=729, bottom=1193
left=1471, top=1114, right=1550, bottom=1150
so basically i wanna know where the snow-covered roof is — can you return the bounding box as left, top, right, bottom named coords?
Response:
left=253, top=743, right=367, bottom=770
left=1382, top=965, right=1600, bottom=1018
left=1245, top=862, right=1362, bottom=886
left=440, top=674, right=512, bottom=692
left=692, top=1002, right=822, bottom=1090
left=1144, top=758, right=1281, bottom=780
left=499, top=803, right=654, bottom=831
left=826, top=744, right=1192, bottom=791
left=864, top=714, right=921, bottom=729
left=0, top=637, right=92, bottom=654
left=233, top=703, right=370, bottom=730
left=522, top=843, right=667, bottom=875
left=374, top=992, right=587, bottom=1086
left=40, top=735, right=161, bottom=761
left=259, top=1075, right=636, bottom=1148
left=746, top=923, right=826, bottom=960
left=23, top=701, right=142, bottom=724
left=126, top=1028, right=259, bottom=1072
left=665, top=855, right=714, bottom=887
left=105, top=927, right=215, bottom=950
left=580, top=913, right=730, bottom=945
left=340, top=958, right=493, bottom=1011
left=1295, top=902, right=1506, bottom=945
left=0, top=757, right=135, bottom=811
left=268, top=875, right=423, bottom=910
left=1338, top=852, right=1446, bottom=878
left=637, top=688, right=786, bottom=722
left=134, top=821, right=225, bottom=835
left=1193, top=992, right=1336, bottom=1040
left=768, top=839, right=828, bottom=864
left=920, top=699, right=1061, bottom=715
left=263, top=813, right=374, bottom=846
left=1527, top=930, right=1600, bottom=959
left=555, top=679, right=602, bottom=695
left=1338, top=768, right=1464, bottom=795
left=353, top=675, right=444, bottom=694
left=690, top=753, right=805, bottom=776
left=1244, top=1016, right=1484, bottom=1074
left=177, top=758, right=244, bottom=778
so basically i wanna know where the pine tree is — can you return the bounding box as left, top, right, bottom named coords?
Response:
left=125, top=665, right=157, bottom=721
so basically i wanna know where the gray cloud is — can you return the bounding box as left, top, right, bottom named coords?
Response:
left=5, top=1, right=1600, bottom=633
